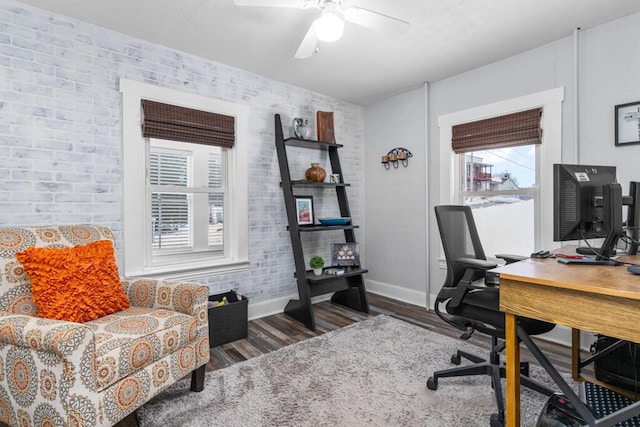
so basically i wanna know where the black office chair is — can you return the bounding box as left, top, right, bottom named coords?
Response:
left=427, top=205, right=556, bottom=426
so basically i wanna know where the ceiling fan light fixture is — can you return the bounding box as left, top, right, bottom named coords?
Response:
left=314, top=12, right=344, bottom=42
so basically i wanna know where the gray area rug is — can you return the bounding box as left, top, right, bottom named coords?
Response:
left=137, top=315, right=570, bottom=426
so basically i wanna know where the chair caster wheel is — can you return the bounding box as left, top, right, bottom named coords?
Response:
left=451, top=354, right=461, bottom=365
left=489, top=413, right=504, bottom=427
left=426, top=377, right=438, bottom=390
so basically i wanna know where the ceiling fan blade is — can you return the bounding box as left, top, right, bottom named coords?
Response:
left=233, top=0, right=306, bottom=7
left=343, top=7, right=409, bottom=34
left=295, top=21, right=318, bottom=59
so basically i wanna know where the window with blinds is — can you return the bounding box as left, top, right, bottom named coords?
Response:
left=150, top=150, right=191, bottom=250
left=207, top=154, right=224, bottom=248
left=148, top=140, right=225, bottom=258
left=120, top=78, right=249, bottom=277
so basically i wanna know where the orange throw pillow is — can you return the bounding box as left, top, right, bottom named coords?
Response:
left=16, top=240, right=130, bottom=323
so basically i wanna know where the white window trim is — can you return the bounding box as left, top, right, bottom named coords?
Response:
left=438, top=87, right=565, bottom=261
left=119, top=78, right=249, bottom=279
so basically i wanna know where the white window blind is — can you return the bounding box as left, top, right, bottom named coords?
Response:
left=148, top=141, right=226, bottom=261
left=150, top=150, right=192, bottom=250
left=207, top=154, right=224, bottom=248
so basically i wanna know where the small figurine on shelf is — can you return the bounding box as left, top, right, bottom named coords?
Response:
left=309, top=256, right=325, bottom=276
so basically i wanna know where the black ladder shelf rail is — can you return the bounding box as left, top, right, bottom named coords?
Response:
left=275, top=113, right=369, bottom=330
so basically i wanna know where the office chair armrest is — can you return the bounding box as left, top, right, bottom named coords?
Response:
left=495, top=254, right=527, bottom=264
left=447, top=265, right=498, bottom=308
left=456, top=257, right=498, bottom=271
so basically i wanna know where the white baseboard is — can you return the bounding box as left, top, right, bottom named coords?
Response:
left=247, top=295, right=292, bottom=321
left=366, top=279, right=428, bottom=308
left=247, top=293, right=331, bottom=321
left=247, top=280, right=427, bottom=321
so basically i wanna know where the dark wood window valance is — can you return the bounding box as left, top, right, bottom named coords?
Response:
left=141, top=100, right=235, bottom=148
left=451, top=108, right=542, bottom=154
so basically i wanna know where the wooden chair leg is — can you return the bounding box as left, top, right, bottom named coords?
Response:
left=190, top=364, right=206, bottom=392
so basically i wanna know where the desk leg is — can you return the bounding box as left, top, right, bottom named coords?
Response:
left=505, top=313, right=520, bottom=427
left=571, top=328, right=580, bottom=380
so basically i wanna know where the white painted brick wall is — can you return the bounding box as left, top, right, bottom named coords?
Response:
left=0, top=1, right=365, bottom=304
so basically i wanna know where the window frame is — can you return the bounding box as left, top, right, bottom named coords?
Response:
left=120, top=78, right=248, bottom=279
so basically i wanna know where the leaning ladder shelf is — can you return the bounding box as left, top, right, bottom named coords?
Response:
left=275, top=113, right=369, bottom=330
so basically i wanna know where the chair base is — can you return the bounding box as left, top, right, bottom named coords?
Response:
left=427, top=346, right=555, bottom=424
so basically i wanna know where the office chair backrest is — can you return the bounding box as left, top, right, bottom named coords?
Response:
left=435, top=205, right=487, bottom=287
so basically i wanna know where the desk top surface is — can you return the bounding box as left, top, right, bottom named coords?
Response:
left=493, top=250, right=640, bottom=300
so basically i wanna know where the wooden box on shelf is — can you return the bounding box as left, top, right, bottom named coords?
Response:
left=316, top=111, right=335, bottom=143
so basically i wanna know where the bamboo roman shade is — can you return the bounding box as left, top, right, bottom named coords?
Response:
left=451, top=108, right=542, bottom=154
left=141, top=100, right=235, bottom=148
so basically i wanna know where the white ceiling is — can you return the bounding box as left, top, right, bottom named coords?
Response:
left=15, top=0, right=640, bottom=105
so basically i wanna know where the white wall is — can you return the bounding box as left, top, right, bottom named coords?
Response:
left=364, top=12, right=640, bottom=320
left=363, top=86, right=428, bottom=306
left=0, top=1, right=365, bottom=311
left=578, top=12, right=640, bottom=185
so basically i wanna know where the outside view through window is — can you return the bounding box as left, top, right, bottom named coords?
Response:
left=462, top=145, right=536, bottom=257
left=150, top=146, right=224, bottom=253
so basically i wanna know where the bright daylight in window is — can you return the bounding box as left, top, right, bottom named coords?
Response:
left=149, top=139, right=225, bottom=257
left=461, top=145, right=538, bottom=257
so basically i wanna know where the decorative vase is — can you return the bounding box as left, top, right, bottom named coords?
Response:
left=305, top=163, right=326, bottom=182
left=313, top=268, right=323, bottom=276
left=292, top=118, right=312, bottom=139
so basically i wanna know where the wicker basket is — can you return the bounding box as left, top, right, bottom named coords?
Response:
left=207, top=291, right=248, bottom=347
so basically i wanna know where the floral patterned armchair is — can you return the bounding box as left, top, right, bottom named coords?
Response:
left=0, top=225, right=210, bottom=426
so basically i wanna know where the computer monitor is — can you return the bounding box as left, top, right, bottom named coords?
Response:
left=628, top=181, right=640, bottom=255
left=553, top=164, right=622, bottom=259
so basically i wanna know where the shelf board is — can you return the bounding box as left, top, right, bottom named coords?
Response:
left=283, top=137, right=343, bottom=150
left=291, top=225, right=359, bottom=232
left=280, top=181, right=350, bottom=188
left=295, top=267, right=368, bottom=283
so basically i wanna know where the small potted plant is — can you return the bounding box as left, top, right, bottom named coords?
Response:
left=309, top=256, right=325, bottom=276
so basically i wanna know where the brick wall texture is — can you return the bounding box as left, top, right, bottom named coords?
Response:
left=0, top=1, right=365, bottom=303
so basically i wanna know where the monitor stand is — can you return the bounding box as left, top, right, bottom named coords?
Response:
left=575, top=246, right=599, bottom=256
left=557, top=257, right=622, bottom=266
left=575, top=246, right=621, bottom=256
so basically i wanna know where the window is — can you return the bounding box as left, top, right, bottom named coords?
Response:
left=120, top=79, right=248, bottom=278
left=458, top=146, right=538, bottom=257
left=149, top=140, right=225, bottom=258
left=451, top=108, right=542, bottom=257
left=438, top=88, right=564, bottom=260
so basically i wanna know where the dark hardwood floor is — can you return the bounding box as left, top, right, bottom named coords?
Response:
left=116, top=292, right=575, bottom=426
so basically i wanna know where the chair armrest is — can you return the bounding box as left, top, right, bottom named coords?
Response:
left=0, top=312, right=98, bottom=390
left=0, top=312, right=94, bottom=355
left=495, top=253, right=527, bottom=264
left=120, top=278, right=210, bottom=361
left=456, top=257, right=498, bottom=271
left=121, top=277, right=209, bottom=315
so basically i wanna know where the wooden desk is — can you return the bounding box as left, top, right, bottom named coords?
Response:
left=495, top=254, right=640, bottom=426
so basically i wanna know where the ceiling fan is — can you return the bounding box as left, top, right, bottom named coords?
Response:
left=232, top=0, right=409, bottom=59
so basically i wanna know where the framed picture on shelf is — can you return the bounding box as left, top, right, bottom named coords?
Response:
left=331, top=243, right=360, bottom=267
left=615, top=101, right=640, bottom=146
left=294, top=195, right=314, bottom=226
